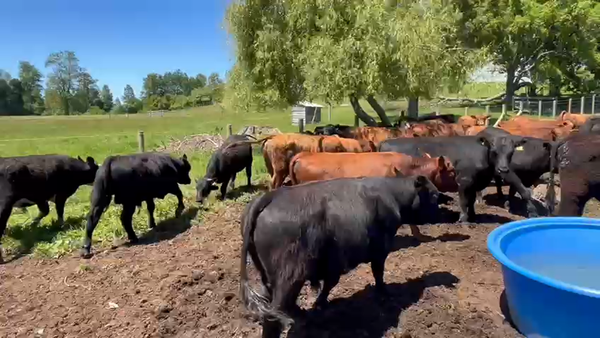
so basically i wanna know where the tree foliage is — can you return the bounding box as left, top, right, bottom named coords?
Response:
left=101, top=85, right=114, bottom=112
left=453, top=0, right=600, bottom=102
left=18, top=61, right=44, bottom=114
left=226, top=0, right=481, bottom=123
left=45, top=51, right=82, bottom=115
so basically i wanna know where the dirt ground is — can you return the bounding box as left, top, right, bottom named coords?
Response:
left=1, top=187, right=583, bottom=338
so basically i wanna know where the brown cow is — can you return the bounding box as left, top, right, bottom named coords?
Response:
left=499, top=118, right=575, bottom=141
left=407, top=122, right=464, bottom=137
left=559, top=111, right=590, bottom=128
left=289, top=152, right=457, bottom=192
left=318, top=135, right=376, bottom=153
left=351, top=127, right=418, bottom=146
left=458, top=115, right=491, bottom=128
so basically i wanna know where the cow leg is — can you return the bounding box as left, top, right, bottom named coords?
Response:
left=371, top=255, right=389, bottom=295
left=220, top=177, right=231, bottom=200
left=495, top=176, right=506, bottom=203
left=120, top=203, right=138, bottom=243
left=172, top=187, right=185, bottom=218
left=146, top=199, right=156, bottom=229
left=229, top=173, right=237, bottom=190
left=33, top=201, right=50, bottom=224
left=246, top=164, right=252, bottom=187
left=502, top=171, right=538, bottom=217
left=82, top=194, right=111, bottom=258
left=475, top=191, right=483, bottom=205
left=54, top=195, right=67, bottom=226
left=314, top=274, right=340, bottom=310
left=0, top=200, right=15, bottom=263
left=458, top=188, right=472, bottom=223
left=506, top=185, right=517, bottom=209
left=263, top=280, right=304, bottom=338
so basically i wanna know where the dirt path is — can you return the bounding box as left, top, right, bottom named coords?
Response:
left=0, top=191, right=528, bottom=338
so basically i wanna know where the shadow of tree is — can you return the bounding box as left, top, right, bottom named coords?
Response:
left=138, top=207, right=200, bottom=245
left=5, top=215, right=85, bottom=263
left=287, top=271, right=460, bottom=338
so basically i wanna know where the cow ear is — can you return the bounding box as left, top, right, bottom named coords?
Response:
left=182, top=154, right=188, bottom=161
left=86, top=156, right=95, bottom=165
left=77, top=156, right=83, bottom=161
left=437, top=156, right=446, bottom=169
left=414, top=175, right=428, bottom=190
left=477, top=136, right=490, bottom=147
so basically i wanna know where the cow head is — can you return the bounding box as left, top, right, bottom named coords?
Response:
left=196, top=177, right=218, bottom=204
left=412, top=175, right=440, bottom=224
left=78, top=156, right=99, bottom=185
left=552, top=121, right=575, bottom=140
left=177, top=154, right=192, bottom=184
left=478, top=135, right=527, bottom=175
left=432, top=155, right=458, bottom=193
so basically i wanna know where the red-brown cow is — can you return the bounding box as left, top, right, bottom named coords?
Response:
left=289, top=151, right=457, bottom=192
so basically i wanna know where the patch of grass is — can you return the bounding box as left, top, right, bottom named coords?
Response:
left=0, top=84, right=504, bottom=259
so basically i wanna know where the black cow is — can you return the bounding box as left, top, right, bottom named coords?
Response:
left=196, top=135, right=253, bottom=204
left=81, top=152, right=191, bottom=258
left=0, top=155, right=98, bottom=262
left=313, top=124, right=353, bottom=137
left=579, top=117, right=600, bottom=135
left=380, top=134, right=530, bottom=222
left=240, top=175, right=439, bottom=338
left=475, top=127, right=556, bottom=213
left=555, top=133, right=600, bottom=216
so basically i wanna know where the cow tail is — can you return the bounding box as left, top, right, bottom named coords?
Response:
left=97, top=157, right=114, bottom=197
left=240, top=194, right=292, bottom=326
left=545, top=142, right=558, bottom=214
left=224, top=135, right=275, bottom=151
left=288, top=155, right=301, bottom=185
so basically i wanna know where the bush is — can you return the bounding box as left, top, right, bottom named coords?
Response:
left=87, top=106, right=105, bottom=115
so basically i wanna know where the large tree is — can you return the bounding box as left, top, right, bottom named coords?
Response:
left=18, top=61, right=44, bottom=114
left=453, top=0, right=600, bottom=104
left=45, top=51, right=81, bottom=115
left=101, top=85, right=114, bottom=112
left=73, top=70, right=98, bottom=113
left=226, top=0, right=479, bottom=124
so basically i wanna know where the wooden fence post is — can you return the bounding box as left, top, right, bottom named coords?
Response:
left=227, top=124, right=233, bottom=136
left=568, top=98, right=572, bottom=113
left=354, top=115, right=360, bottom=127
left=298, top=118, right=304, bottom=133
left=464, top=106, right=469, bottom=116
left=138, top=131, right=145, bottom=153
left=518, top=101, right=524, bottom=115
left=328, top=103, right=332, bottom=121
left=581, top=96, right=585, bottom=114
left=485, top=105, right=490, bottom=116
left=552, top=98, right=557, bottom=118
left=593, top=94, right=597, bottom=115
left=538, top=100, right=542, bottom=118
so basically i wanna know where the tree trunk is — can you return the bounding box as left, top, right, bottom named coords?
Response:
left=504, top=67, right=516, bottom=107
left=62, top=96, right=70, bottom=115
left=349, top=96, right=377, bottom=126
left=366, top=95, right=393, bottom=126
left=407, top=97, right=419, bottom=118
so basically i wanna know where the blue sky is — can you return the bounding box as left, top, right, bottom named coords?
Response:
left=0, top=0, right=234, bottom=98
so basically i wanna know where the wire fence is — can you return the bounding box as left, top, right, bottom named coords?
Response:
left=512, top=94, right=599, bottom=118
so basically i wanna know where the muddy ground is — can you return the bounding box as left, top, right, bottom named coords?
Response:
left=0, top=188, right=594, bottom=338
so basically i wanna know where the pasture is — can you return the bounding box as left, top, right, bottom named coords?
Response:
left=1, top=100, right=588, bottom=338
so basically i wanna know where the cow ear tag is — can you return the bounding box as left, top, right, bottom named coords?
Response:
left=515, top=146, right=524, bottom=151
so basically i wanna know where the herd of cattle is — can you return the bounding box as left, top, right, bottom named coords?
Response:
left=0, top=110, right=599, bottom=337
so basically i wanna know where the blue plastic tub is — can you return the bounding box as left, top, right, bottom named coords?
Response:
left=488, top=217, right=600, bottom=338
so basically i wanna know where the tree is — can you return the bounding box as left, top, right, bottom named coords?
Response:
left=73, top=70, right=98, bottom=113
left=101, top=85, right=114, bottom=112
left=194, top=73, right=207, bottom=88
left=112, top=98, right=125, bottom=114
left=5, top=79, right=25, bottom=115
left=142, top=73, right=164, bottom=98
left=122, top=84, right=136, bottom=103
left=453, top=0, right=600, bottom=104
left=0, top=70, right=11, bottom=81
left=45, top=51, right=81, bottom=115
left=18, top=61, right=44, bottom=114
left=226, top=0, right=480, bottom=124
left=208, top=72, right=223, bottom=87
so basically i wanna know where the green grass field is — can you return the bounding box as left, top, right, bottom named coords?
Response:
left=0, top=96, right=499, bottom=260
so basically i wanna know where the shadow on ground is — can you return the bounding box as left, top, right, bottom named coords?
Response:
left=287, top=271, right=460, bottom=338
left=226, top=183, right=269, bottom=200
left=5, top=215, right=85, bottom=263
left=439, top=206, right=515, bottom=224
left=138, top=207, right=200, bottom=245
left=392, top=233, right=470, bottom=251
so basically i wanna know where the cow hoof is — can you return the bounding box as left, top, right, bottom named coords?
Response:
left=80, top=249, right=93, bottom=259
